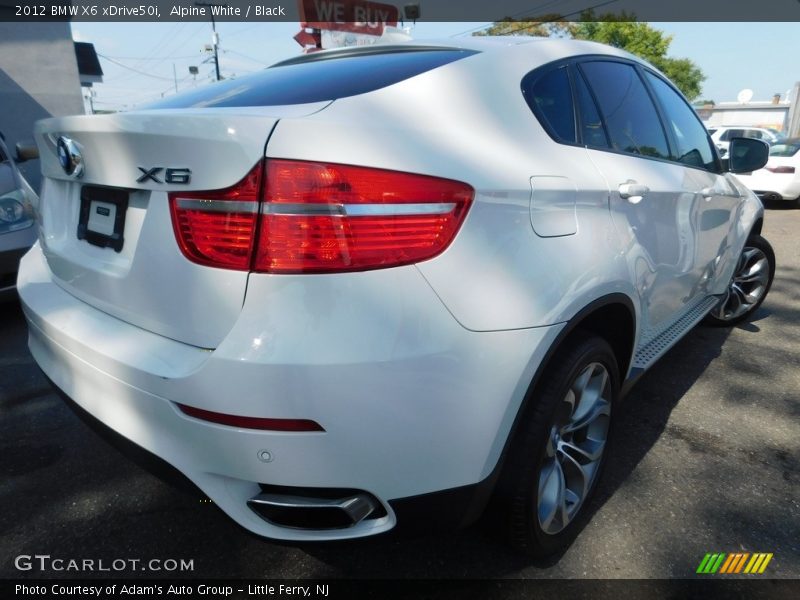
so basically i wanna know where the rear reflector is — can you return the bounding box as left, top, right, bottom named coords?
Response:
left=169, top=159, right=473, bottom=273
left=766, top=165, right=795, bottom=174
left=177, top=403, right=325, bottom=432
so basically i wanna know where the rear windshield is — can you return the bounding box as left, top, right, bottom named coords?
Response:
left=769, top=141, right=800, bottom=157
left=145, top=48, right=477, bottom=109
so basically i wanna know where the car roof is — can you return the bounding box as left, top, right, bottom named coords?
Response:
left=274, top=36, right=643, bottom=69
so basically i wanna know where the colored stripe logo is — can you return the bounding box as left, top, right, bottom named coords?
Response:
left=697, top=552, right=773, bottom=574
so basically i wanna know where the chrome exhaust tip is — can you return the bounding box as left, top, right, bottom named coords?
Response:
left=247, top=490, right=379, bottom=530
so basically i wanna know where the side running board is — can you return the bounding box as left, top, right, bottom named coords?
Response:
left=631, top=296, right=720, bottom=372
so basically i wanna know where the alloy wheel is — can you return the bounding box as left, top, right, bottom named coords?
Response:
left=537, top=362, right=611, bottom=535
left=710, top=246, right=771, bottom=322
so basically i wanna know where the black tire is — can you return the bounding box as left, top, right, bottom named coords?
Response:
left=498, top=333, right=619, bottom=556
left=704, top=234, right=775, bottom=327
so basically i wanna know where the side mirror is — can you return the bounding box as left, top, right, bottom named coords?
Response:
left=15, top=140, right=39, bottom=163
left=727, top=137, right=769, bottom=174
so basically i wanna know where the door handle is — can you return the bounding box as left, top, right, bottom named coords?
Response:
left=700, top=187, right=715, bottom=200
left=618, top=181, right=650, bottom=204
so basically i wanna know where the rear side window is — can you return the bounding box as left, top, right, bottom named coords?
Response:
left=574, top=70, right=610, bottom=148
left=522, top=66, right=576, bottom=143
left=644, top=72, right=717, bottom=171
left=145, top=48, right=477, bottom=109
left=580, top=61, right=670, bottom=160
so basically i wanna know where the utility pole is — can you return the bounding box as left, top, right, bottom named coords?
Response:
left=173, top=63, right=178, bottom=93
left=788, top=82, right=800, bottom=137
left=195, top=1, right=226, bottom=81
left=85, top=89, right=96, bottom=114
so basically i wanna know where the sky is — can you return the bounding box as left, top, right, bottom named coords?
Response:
left=70, top=21, right=800, bottom=112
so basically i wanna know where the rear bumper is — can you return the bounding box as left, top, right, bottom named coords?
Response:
left=48, top=377, right=499, bottom=538
left=753, top=190, right=800, bottom=202
left=18, top=242, right=561, bottom=540
left=738, top=173, right=800, bottom=202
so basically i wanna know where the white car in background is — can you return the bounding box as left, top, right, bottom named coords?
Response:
left=18, top=38, right=774, bottom=556
left=709, top=126, right=784, bottom=157
left=0, top=134, right=38, bottom=299
left=735, top=138, right=800, bottom=205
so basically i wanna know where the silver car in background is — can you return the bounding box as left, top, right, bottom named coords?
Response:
left=0, top=134, right=37, bottom=299
left=18, top=38, right=774, bottom=556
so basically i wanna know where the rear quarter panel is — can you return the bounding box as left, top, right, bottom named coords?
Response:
left=265, top=43, right=640, bottom=333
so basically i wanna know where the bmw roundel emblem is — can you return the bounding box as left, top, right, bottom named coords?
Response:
left=56, top=136, right=84, bottom=178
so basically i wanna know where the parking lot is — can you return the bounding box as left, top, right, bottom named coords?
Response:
left=1, top=203, right=798, bottom=581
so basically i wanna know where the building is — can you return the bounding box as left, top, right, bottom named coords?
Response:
left=695, top=83, right=800, bottom=137
left=0, top=22, right=90, bottom=190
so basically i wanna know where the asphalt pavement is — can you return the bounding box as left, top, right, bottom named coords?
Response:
left=1, top=202, right=798, bottom=581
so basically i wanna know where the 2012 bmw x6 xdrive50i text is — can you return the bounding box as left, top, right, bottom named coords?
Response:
left=18, top=38, right=774, bottom=555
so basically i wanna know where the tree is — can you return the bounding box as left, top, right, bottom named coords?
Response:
left=473, top=16, right=575, bottom=38
left=476, top=19, right=705, bottom=100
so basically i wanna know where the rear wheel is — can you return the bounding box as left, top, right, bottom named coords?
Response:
left=500, top=334, right=619, bottom=556
left=705, top=234, right=775, bottom=326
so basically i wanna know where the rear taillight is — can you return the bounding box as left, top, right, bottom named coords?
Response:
left=169, top=163, right=262, bottom=270
left=256, top=159, right=473, bottom=273
left=169, top=159, right=473, bottom=273
left=765, top=165, right=795, bottom=174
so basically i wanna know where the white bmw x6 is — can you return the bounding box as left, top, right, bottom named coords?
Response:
left=19, top=38, right=774, bottom=555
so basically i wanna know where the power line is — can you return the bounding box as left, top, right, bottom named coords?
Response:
left=98, top=54, right=176, bottom=81
left=454, top=0, right=622, bottom=37
left=450, top=22, right=493, bottom=38
left=104, top=23, right=206, bottom=86
left=115, top=22, right=185, bottom=77
left=140, top=22, right=207, bottom=74
left=545, top=0, right=621, bottom=22
left=93, top=74, right=196, bottom=110
left=102, top=53, right=200, bottom=60
left=450, top=0, right=570, bottom=37
left=224, top=49, right=270, bottom=66
left=223, top=23, right=264, bottom=37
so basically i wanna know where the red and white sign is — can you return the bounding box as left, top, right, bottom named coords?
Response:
left=293, top=29, right=321, bottom=47
left=299, top=0, right=400, bottom=35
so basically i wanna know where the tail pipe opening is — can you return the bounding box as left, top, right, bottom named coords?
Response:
left=247, top=486, right=385, bottom=530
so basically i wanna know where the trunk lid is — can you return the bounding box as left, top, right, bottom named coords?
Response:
left=33, top=104, right=329, bottom=348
